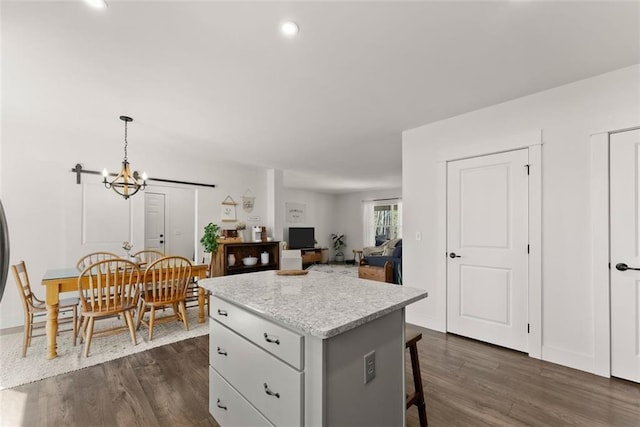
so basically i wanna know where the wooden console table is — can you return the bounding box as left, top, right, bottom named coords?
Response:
left=211, top=241, right=280, bottom=277
left=301, top=247, right=328, bottom=266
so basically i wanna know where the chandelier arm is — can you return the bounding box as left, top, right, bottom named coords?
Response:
left=71, top=165, right=215, bottom=188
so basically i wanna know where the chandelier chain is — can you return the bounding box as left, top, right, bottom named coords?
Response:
left=123, top=120, right=128, bottom=162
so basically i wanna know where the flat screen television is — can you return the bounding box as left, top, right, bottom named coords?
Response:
left=288, top=227, right=315, bottom=249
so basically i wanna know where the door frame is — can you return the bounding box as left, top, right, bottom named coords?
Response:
left=591, top=126, right=640, bottom=377
left=435, top=130, right=542, bottom=358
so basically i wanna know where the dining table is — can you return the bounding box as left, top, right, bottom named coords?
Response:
left=41, top=263, right=209, bottom=359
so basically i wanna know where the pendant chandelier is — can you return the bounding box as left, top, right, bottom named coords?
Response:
left=102, top=115, right=147, bottom=200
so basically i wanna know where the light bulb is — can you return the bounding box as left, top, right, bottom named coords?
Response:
left=141, top=172, right=148, bottom=181
left=84, top=0, right=108, bottom=9
left=281, top=21, right=299, bottom=36
left=102, top=168, right=108, bottom=177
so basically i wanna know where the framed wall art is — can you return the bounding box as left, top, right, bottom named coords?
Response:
left=286, top=202, right=306, bottom=223
left=221, top=195, right=237, bottom=222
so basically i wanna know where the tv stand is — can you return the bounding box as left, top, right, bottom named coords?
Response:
left=300, top=247, right=328, bottom=266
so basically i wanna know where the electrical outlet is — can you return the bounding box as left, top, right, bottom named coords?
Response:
left=364, top=350, right=375, bottom=384
left=415, top=231, right=422, bottom=241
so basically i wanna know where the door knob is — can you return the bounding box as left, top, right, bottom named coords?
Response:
left=160, top=234, right=164, bottom=238
left=615, top=263, right=640, bottom=271
left=449, top=252, right=461, bottom=259
left=160, top=240, right=164, bottom=244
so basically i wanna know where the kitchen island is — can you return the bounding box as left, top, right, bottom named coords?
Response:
left=199, top=270, right=427, bottom=427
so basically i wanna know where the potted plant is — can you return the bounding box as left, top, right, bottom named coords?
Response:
left=236, top=221, right=246, bottom=242
left=331, top=233, right=346, bottom=263
left=200, top=223, right=221, bottom=269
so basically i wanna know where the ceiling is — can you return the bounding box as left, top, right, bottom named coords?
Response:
left=3, top=1, right=639, bottom=194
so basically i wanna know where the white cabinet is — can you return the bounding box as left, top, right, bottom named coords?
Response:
left=210, top=296, right=305, bottom=427
left=211, top=296, right=304, bottom=369
left=209, top=367, right=273, bottom=427
left=200, top=272, right=428, bottom=427
left=210, top=320, right=303, bottom=426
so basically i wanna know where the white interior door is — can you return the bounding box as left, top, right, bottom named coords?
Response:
left=447, top=149, right=529, bottom=352
left=610, top=128, right=640, bottom=382
left=145, top=192, right=165, bottom=253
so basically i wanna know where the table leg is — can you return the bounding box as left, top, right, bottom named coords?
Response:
left=46, top=304, right=59, bottom=359
left=198, top=287, right=205, bottom=323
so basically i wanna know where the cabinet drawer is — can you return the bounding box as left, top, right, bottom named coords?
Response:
left=209, top=366, right=273, bottom=427
left=211, top=296, right=304, bottom=369
left=211, top=320, right=303, bottom=427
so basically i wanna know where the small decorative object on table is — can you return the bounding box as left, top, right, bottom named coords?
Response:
left=242, top=256, right=258, bottom=266
left=236, top=221, right=246, bottom=242
left=122, top=241, right=134, bottom=260
left=276, top=270, right=309, bottom=276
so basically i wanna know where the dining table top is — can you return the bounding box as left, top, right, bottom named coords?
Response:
left=42, top=268, right=81, bottom=281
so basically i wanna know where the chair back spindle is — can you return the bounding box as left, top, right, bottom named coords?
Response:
left=80, top=259, right=140, bottom=314
left=132, top=250, right=164, bottom=265
left=76, top=251, right=120, bottom=272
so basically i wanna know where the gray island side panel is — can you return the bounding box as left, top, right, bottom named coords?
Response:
left=199, top=270, right=427, bottom=338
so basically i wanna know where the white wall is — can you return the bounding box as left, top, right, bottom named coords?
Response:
left=0, top=113, right=270, bottom=328
left=336, top=188, right=402, bottom=260
left=402, top=65, right=640, bottom=375
left=281, top=189, right=337, bottom=254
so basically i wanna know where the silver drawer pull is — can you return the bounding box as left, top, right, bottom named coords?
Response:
left=263, top=333, right=280, bottom=345
left=263, top=383, right=280, bottom=398
left=217, top=309, right=228, bottom=317
left=216, top=398, right=227, bottom=410
left=217, top=347, right=227, bottom=356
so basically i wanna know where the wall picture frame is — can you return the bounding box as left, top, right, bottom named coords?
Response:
left=286, top=202, right=306, bottom=223
left=221, top=195, right=237, bottom=222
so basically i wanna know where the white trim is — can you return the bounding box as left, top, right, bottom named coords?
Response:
left=436, top=130, right=542, bottom=357
left=433, top=161, right=448, bottom=332
left=590, top=132, right=611, bottom=377
left=436, top=130, right=543, bottom=163
left=528, top=144, right=542, bottom=359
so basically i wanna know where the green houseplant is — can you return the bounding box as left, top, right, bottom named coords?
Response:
left=331, top=233, right=346, bottom=263
left=200, top=222, right=221, bottom=257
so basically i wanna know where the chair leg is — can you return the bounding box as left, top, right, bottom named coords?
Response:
left=124, top=310, right=137, bottom=345
left=21, top=314, right=30, bottom=358
left=172, top=303, right=180, bottom=321
left=179, top=301, right=189, bottom=331
left=84, top=317, right=95, bottom=357
left=79, top=316, right=88, bottom=344
left=136, top=302, right=145, bottom=331
left=26, top=313, right=34, bottom=349
left=72, top=306, right=78, bottom=347
left=148, top=306, right=156, bottom=341
left=409, top=341, right=428, bottom=427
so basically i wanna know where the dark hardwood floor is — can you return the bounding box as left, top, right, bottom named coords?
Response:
left=1, top=326, right=638, bottom=426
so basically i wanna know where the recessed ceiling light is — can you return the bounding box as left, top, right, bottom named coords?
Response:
left=281, top=21, right=299, bottom=36
left=84, top=0, right=108, bottom=9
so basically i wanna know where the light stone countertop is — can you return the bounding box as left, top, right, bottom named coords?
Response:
left=199, top=270, right=428, bottom=339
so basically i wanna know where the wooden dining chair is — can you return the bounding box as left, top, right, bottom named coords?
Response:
left=77, top=259, right=140, bottom=357
left=11, top=261, right=79, bottom=357
left=132, top=249, right=164, bottom=266
left=76, top=251, right=120, bottom=271
left=137, top=256, right=192, bottom=341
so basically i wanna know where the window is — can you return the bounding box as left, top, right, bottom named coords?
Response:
left=362, top=199, right=402, bottom=246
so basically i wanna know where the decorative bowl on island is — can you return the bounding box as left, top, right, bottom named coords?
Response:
left=242, top=256, right=258, bottom=266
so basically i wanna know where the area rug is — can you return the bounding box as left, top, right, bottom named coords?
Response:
left=0, top=309, right=208, bottom=390
left=307, top=263, right=358, bottom=278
